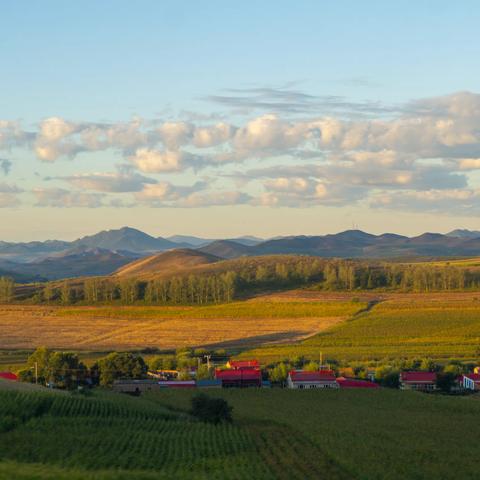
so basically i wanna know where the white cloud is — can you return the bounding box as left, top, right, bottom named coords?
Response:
left=34, top=188, right=104, bottom=208
left=193, top=123, right=233, bottom=147
left=61, top=172, right=156, bottom=192
left=130, top=149, right=195, bottom=173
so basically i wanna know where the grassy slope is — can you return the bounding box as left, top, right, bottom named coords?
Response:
left=1, top=387, right=480, bottom=480
left=240, top=293, right=480, bottom=362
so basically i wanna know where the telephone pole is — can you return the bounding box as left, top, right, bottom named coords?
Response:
left=204, top=354, right=211, bottom=369
left=34, top=361, right=38, bottom=384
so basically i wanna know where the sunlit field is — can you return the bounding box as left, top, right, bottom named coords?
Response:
left=0, top=298, right=363, bottom=351
left=240, top=292, right=480, bottom=362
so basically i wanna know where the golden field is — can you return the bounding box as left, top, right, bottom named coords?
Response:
left=0, top=294, right=363, bottom=351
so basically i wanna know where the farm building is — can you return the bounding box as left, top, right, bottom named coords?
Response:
left=336, top=377, right=379, bottom=389
left=287, top=370, right=339, bottom=389
left=399, top=372, right=437, bottom=391
left=0, top=372, right=17, bottom=381
left=215, top=368, right=262, bottom=388
left=226, top=360, right=259, bottom=370
left=112, top=380, right=161, bottom=394
left=461, top=373, right=480, bottom=391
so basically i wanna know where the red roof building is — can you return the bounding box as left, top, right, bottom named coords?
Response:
left=215, top=368, right=262, bottom=388
left=287, top=370, right=339, bottom=389
left=336, top=377, right=380, bottom=389
left=399, top=371, right=437, bottom=391
left=226, top=360, right=260, bottom=370
left=0, top=372, right=17, bottom=381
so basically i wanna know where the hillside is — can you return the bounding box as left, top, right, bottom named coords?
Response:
left=2, top=248, right=134, bottom=281
left=113, top=248, right=221, bottom=278
left=198, top=240, right=253, bottom=259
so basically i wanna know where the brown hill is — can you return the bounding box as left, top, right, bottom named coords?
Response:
left=113, top=248, right=221, bottom=279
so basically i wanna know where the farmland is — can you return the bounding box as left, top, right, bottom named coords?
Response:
left=241, top=292, right=480, bottom=362
left=0, top=297, right=363, bottom=351
left=1, top=386, right=480, bottom=479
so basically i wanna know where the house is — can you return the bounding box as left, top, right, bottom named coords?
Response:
left=226, top=360, right=259, bottom=370
left=461, top=373, right=480, bottom=391
left=0, top=372, right=17, bottom=381
left=215, top=368, right=262, bottom=388
left=287, top=370, right=339, bottom=389
left=112, top=379, right=161, bottom=394
left=336, top=377, right=379, bottom=389
left=399, top=371, right=437, bottom=391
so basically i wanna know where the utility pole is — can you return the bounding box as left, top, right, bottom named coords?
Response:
left=34, top=361, right=38, bottom=385
left=204, top=354, right=211, bottom=370
left=319, top=351, right=323, bottom=368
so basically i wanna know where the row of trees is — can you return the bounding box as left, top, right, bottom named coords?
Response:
left=18, top=347, right=222, bottom=388
left=6, top=257, right=480, bottom=306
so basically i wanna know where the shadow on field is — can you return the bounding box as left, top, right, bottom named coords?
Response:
left=201, top=331, right=305, bottom=352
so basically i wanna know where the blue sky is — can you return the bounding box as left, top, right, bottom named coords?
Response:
left=1, top=1, right=480, bottom=240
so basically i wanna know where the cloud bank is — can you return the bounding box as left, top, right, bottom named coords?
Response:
left=2, top=90, right=480, bottom=215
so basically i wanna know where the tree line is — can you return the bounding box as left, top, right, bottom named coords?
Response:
left=3, top=257, right=480, bottom=306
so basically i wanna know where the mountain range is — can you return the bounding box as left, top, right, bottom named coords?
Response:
left=1, top=226, right=480, bottom=282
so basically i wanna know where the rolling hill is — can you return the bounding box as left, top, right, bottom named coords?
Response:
left=113, top=248, right=221, bottom=278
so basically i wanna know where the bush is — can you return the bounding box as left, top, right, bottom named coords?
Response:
left=191, top=393, right=233, bottom=424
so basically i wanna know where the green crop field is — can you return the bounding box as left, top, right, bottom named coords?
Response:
left=240, top=293, right=480, bottom=363
left=57, top=299, right=363, bottom=320
left=1, top=386, right=479, bottom=479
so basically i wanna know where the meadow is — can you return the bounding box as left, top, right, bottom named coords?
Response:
left=240, top=292, right=480, bottom=363
left=1, top=385, right=480, bottom=479
left=0, top=298, right=363, bottom=351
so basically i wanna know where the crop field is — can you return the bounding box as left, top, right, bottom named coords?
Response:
left=240, top=292, right=480, bottom=362
left=1, top=386, right=479, bottom=479
left=153, top=388, right=480, bottom=480
left=0, top=298, right=363, bottom=351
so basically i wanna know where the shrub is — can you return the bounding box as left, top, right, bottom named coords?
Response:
left=191, top=393, right=233, bottom=424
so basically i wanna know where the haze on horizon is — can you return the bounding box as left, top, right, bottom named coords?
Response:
left=1, top=1, right=480, bottom=242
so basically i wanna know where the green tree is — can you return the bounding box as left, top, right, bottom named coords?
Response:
left=45, top=352, right=87, bottom=389
left=97, top=352, right=147, bottom=386
left=60, top=282, right=74, bottom=305
left=191, top=393, right=233, bottom=424
left=436, top=372, right=457, bottom=393
left=268, top=362, right=290, bottom=384
left=0, top=276, right=14, bottom=303
left=196, top=364, right=214, bottom=380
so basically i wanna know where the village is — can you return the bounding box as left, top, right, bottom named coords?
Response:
left=103, top=359, right=480, bottom=395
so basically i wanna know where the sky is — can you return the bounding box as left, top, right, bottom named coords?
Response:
left=1, top=1, right=480, bottom=241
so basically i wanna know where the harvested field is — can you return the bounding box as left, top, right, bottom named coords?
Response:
left=0, top=298, right=363, bottom=351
